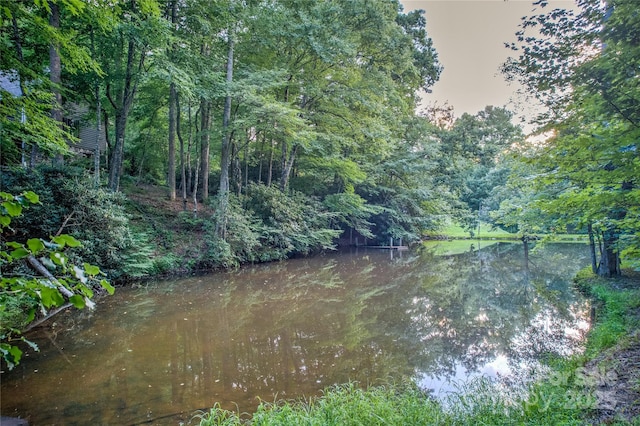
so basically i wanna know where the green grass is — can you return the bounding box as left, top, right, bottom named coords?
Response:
left=194, top=382, right=445, bottom=426
left=424, top=223, right=515, bottom=240
left=425, top=222, right=588, bottom=242
left=574, top=269, right=640, bottom=356
left=194, top=378, right=590, bottom=426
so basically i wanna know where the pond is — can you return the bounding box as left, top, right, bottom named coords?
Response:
left=1, top=242, right=590, bottom=425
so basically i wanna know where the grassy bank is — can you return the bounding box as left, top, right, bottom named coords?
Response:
left=424, top=223, right=588, bottom=243
left=195, top=269, right=640, bottom=426
left=424, top=223, right=515, bottom=240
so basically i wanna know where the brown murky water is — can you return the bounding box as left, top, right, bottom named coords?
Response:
left=1, top=243, right=590, bottom=425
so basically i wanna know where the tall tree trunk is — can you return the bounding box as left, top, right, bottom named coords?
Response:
left=168, top=82, right=177, bottom=200
left=217, top=35, right=234, bottom=239
left=244, top=135, right=249, bottom=190
left=522, top=235, right=530, bottom=271
left=596, top=180, right=631, bottom=277
left=109, top=111, right=127, bottom=191
left=107, top=36, right=143, bottom=192
left=279, top=94, right=306, bottom=192
left=232, top=142, right=241, bottom=196
left=94, top=84, right=101, bottom=185
left=176, top=94, right=187, bottom=210
left=103, top=110, right=110, bottom=170
left=167, top=0, right=178, bottom=200
left=588, top=222, right=598, bottom=274
left=192, top=158, right=200, bottom=218
left=219, top=36, right=234, bottom=197
left=280, top=142, right=298, bottom=192
left=267, top=138, right=274, bottom=186
left=49, top=1, right=64, bottom=166
left=185, top=102, right=193, bottom=196
left=199, top=99, right=211, bottom=201
left=89, top=26, right=101, bottom=185
left=598, top=226, right=620, bottom=277
left=258, top=132, right=265, bottom=183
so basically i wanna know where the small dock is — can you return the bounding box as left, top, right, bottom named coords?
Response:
left=362, top=245, right=408, bottom=251
left=353, top=237, right=408, bottom=250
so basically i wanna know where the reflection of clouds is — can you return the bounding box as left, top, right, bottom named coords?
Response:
left=510, top=301, right=591, bottom=361
left=417, top=354, right=512, bottom=398
left=482, top=354, right=512, bottom=377
left=407, top=243, right=591, bottom=399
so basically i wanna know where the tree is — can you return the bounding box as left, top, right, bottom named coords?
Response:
left=101, top=0, right=163, bottom=192
left=1, top=191, right=114, bottom=369
left=217, top=12, right=235, bottom=237
left=166, top=0, right=178, bottom=200
left=0, top=0, right=99, bottom=165
left=503, top=0, right=639, bottom=275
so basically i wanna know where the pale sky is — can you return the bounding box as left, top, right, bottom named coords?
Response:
left=400, top=0, right=577, bottom=130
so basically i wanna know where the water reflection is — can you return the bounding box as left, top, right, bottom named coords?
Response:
left=1, top=243, right=590, bottom=424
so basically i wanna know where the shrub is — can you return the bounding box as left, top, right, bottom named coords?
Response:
left=1, top=167, right=135, bottom=280
left=243, top=183, right=341, bottom=257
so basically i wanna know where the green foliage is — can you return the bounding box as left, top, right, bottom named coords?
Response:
left=194, top=377, right=592, bottom=426
left=323, top=192, right=380, bottom=239
left=0, top=0, right=102, bottom=163
left=243, top=184, right=341, bottom=257
left=502, top=0, right=639, bottom=273
left=117, top=231, right=156, bottom=278
left=197, top=382, right=443, bottom=426
left=575, top=271, right=640, bottom=357
left=201, top=193, right=261, bottom=268
left=199, top=185, right=342, bottom=268
left=151, top=253, right=181, bottom=275
left=1, top=167, right=135, bottom=278
left=0, top=88, right=73, bottom=158
left=1, top=191, right=113, bottom=370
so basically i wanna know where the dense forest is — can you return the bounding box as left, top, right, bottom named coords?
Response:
left=1, top=0, right=638, bottom=369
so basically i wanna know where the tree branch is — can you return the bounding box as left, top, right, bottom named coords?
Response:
left=26, top=255, right=95, bottom=309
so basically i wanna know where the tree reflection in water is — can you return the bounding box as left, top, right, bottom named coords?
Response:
left=0, top=242, right=590, bottom=424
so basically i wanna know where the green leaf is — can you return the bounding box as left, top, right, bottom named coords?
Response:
left=69, top=295, right=85, bottom=309
left=0, top=343, right=23, bottom=370
left=100, top=279, right=115, bottom=295
left=50, top=252, right=67, bottom=267
left=10, top=247, right=30, bottom=259
left=27, top=238, right=45, bottom=255
left=40, top=286, right=64, bottom=308
left=77, top=284, right=94, bottom=298
left=51, top=234, right=82, bottom=248
left=23, top=191, right=40, bottom=204
left=0, top=215, right=10, bottom=227
left=25, top=308, right=36, bottom=324
left=83, top=263, right=101, bottom=276
left=2, top=201, right=22, bottom=217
